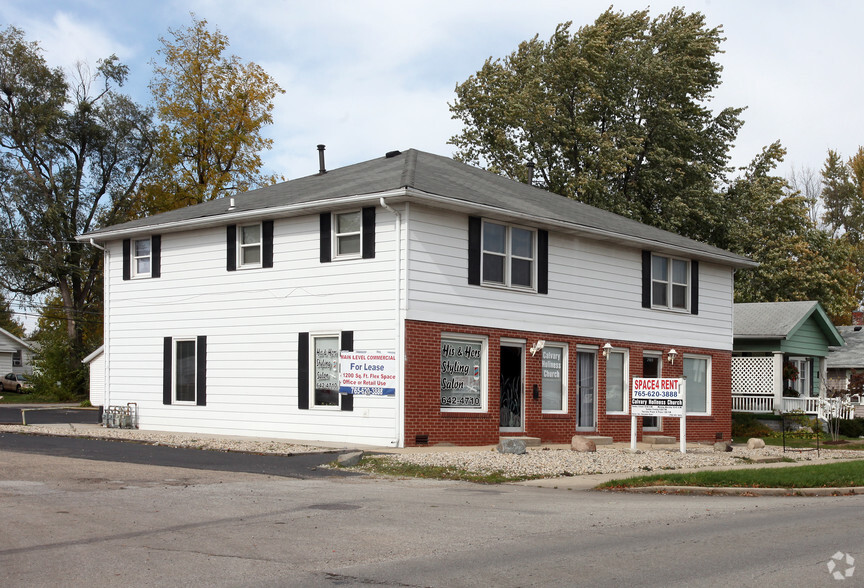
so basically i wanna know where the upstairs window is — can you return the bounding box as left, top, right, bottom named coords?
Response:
left=226, top=221, right=273, bottom=271
left=122, top=235, right=161, bottom=280
left=651, top=254, right=689, bottom=311
left=133, top=238, right=151, bottom=277
left=239, top=223, right=262, bottom=268
left=334, top=211, right=362, bottom=258
left=319, top=208, right=376, bottom=263
left=481, top=221, right=536, bottom=289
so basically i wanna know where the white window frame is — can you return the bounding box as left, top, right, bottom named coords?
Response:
left=132, top=237, right=152, bottom=278
left=481, top=220, right=537, bottom=291
left=440, top=333, right=488, bottom=414
left=173, top=338, right=197, bottom=405
left=333, top=211, right=362, bottom=260
left=310, top=333, right=342, bottom=410
left=11, top=349, right=22, bottom=367
left=651, top=254, right=689, bottom=311
left=541, top=342, right=568, bottom=414
left=683, top=353, right=712, bottom=416
left=237, top=222, right=263, bottom=269
left=605, top=347, right=629, bottom=415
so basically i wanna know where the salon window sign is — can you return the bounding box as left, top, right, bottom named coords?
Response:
left=339, top=351, right=397, bottom=396
left=440, top=339, right=483, bottom=408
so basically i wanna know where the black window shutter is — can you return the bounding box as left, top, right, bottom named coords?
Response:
left=196, top=335, right=207, bottom=406
left=468, top=216, right=481, bottom=285
left=319, top=213, right=332, bottom=263
left=226, top=225, right=237, bottom=271
left=690, top=260, right=699, bottom=315
left=537, top=229, right=548, bottom=294
left=262, top=220, right=274, bottom=268
left=341, top=331, right=354, bottom=412
left=163, top=337, right=172, bottom=405
left=122, top=239, right=131, bottom=281
left=151, top=235, right=162, bottom=278
left=641, top=250, right=651, bottom=308
left=361, top=206, right=376, bottom=259
left=298, top=332, right=309, bottom=410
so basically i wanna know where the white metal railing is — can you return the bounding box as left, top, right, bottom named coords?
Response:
left=731, top=395, right=775, bottom=413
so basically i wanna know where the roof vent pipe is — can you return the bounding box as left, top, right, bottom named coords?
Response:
left=317, top=144, right=326, bottom=174
left=526, top=161, right=535, bottom=184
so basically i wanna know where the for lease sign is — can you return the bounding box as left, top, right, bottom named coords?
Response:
left=339, top=351, right=397, bottom=396
left=631, top=378, right=684, bottom=417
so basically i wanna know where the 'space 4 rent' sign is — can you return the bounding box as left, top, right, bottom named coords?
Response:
left=631, top=378, right=684, bottom=417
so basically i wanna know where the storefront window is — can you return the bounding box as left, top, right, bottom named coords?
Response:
left=541, top=345, right=565, bottom=412
left=440, top=338, right=484, bottom=410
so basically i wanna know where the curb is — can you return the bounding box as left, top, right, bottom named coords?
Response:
left=611, top=485, right=864, bottom=497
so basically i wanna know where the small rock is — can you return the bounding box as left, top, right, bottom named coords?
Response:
left=571, top=436, right=597, bottom=452
left=336, top=450, right=364, bottom=467
left=497, top=439, right=527, bottom=454
left=713, top=441, right=732, bottom=452
left=746, top=438, right=766, bottom=449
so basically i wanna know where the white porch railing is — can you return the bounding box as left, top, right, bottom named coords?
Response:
left=731, top=394, right=774, bottom=413
left=782, top=396, right=820, bottom=414
left=732, top=395, right=854, bottom=419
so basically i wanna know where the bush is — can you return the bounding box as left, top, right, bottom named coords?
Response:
left=731, top=413, right=773, bottom=438
left=837, top=418, right=864, bottom=438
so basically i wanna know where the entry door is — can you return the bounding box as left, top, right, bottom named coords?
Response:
left=576, top=350, right=596, bottom=429
left=643, top=354, right=661, bottom=430
left=499, top=345, right=524, bottom=431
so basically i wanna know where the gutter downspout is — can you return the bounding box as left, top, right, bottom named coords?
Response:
left=380, top=197, right=403, bottom=447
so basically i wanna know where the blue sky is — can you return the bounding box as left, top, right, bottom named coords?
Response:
left=2, top=0, right=862, bottom=182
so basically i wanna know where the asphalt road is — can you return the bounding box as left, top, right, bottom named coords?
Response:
left=0, top=405, right=100, bottom=425
left=1, top=440, right=862, bottom=587
left=0, top=431, right=352, bottom=478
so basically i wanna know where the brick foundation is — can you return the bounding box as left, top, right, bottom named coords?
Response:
left=404, top=319, right=732, bottom=447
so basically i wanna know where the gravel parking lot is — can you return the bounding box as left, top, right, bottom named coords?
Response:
left=3, top=423, right=863, bottom=479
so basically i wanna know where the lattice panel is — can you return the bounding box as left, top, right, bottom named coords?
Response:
left=731, top=356, right=775, bottom=395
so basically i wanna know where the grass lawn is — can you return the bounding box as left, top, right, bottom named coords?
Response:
left=0, top=392, right=84, bottom=404
left=732, top=436, right=864, bottom=450
left=598, top=459, right=864, bottom=489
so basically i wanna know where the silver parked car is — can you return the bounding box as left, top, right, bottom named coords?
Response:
left=0, top=373, right=31, bottom=393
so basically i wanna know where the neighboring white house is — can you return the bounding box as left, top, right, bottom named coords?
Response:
left=81, top=148, right=756, bottom=447
left=82, top=345, right=105, bottom=408
left=0, top=327, right=35, bottom=376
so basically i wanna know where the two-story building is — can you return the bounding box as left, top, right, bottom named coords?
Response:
left=81, top=148, right=756, bottom=447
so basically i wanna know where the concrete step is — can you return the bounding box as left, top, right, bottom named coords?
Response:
left=499, top=436, right=541, bottom=447
left=642, top=435, right=676, bottom=444
left=583, top=436, right=614, bottom=445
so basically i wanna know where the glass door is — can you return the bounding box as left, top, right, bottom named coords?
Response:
left=499, top=345, right=524, bottom=431
left=576, top=350, right=596, bottom=429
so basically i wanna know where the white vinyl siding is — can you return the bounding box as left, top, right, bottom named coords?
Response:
left=104, top=209, right=400, bottom=446
left=406, top=205, right=734, bottom=350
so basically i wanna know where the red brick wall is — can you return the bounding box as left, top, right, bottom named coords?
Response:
left=404, top=319, right=732, bottom=447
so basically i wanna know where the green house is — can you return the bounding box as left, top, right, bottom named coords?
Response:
left=731, top=301, right=844, bottom=414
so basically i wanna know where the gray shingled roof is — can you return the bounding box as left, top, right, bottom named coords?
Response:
left=828, top=326, right=864, bottom=368
left=82, top=148, right=756, bottom=268
left=733, top=301, right=845, bottom=346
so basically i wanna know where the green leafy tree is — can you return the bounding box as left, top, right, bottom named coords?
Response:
left=726, top=143, right=864, bottom=323
left=0, top=293, right=26, bottom=338
left=143, top=15, right=285, bottom=213
left=449, top=7, right=744, bottom=243
left=821, top=149, right=860, bottom=240
left=0, top=26, right=154, bottom=395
